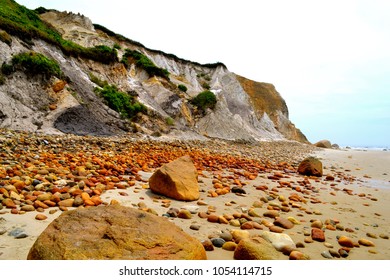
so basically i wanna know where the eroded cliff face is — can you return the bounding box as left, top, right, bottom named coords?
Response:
left=235, top=75, right=309, bottom=143
left=0, top=9, right=308, bottom=143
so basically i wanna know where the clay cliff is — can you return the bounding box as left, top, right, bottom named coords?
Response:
left=0, top=0, right=309, bottom=143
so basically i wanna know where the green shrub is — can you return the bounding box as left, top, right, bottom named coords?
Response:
left=166, top=117, right=174, bottom=126
left=0, top=73, right=5, bottom=85
left=178, top=84, right=187, bottom=92
left=11, top=51, right=62, bottom=78
left=95, top=85, right=146, bottom=119
left=0, top=30, right=12, bottom=45
left=1, top=62, right=13, bottom=75
left=202, top=82, right=210, bottom=90
left=122, top=49, right=169, bottom=79
left=191, top=90, right=217, bottom=112
left=89, top=72, right=109, bottom=88
left=113, top=43, right=121, bottom=50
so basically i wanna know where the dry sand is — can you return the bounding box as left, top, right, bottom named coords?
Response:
left=0, top=145, right=389, bottom=260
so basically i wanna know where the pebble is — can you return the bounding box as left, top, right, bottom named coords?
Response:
left=329, top=250, right=340, bottom=258
left=190, top=224, right=200, bottom=231
left=35, top=214, right=47, bottom=220
left=311, top=220, right=323, bottom=229
left=358, top=238, right=375, bottom=247
left=263, top=210, right=280, bottom=218
left=287, top=217, right=301, bottom=225
left=202, top=240, right=214, bottom=251
left=321, top=250, right=333, bottom=259
left=366, top=232, right=377, bottom=239
left=338, top=248, right=349, bottom=258
left=274, top=217, right=294, bottom=229
left=229, top=219, right=241, bottom=227
left=311, top=228, right=325, bottom=242
left=338, top=236, right=354, bottom=248
left=177, top=209, right=192, bottom=219
left=222, top=241, right=237, bottom=251
left=231, top=230, right=250, bottom=243
left=379, top=234, right=389, bottom=239
left=219, top=231, right=233, bottom=241
left=211, top=238, right=226, bottom=248
left=207, top=214, right=219, bottom=223
left=269, top=226, right=284, bottom=233
left=289, top=251, right=310, bottom=260
left=324, top=242, right=334, bottom=248
left=20, top=205, right=35, bottom=212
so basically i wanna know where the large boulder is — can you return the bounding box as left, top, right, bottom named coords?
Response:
left=314, top=140, right=332, bottom=149
left=233, top=237, right=281, bottom=260
left=149, top=155, right=200, bottom=201
left=27, top=205, right=207, bottom=260
left=297, top=157, right=323, bottom=177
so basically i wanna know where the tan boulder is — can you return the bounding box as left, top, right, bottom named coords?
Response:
left=297, top=157, right=323, bottom=177
left=314, top=140, right=332, bottom=149
left=27, top=205, right=207, bottom=260
left=233, top=237, right=282, bottom=260
left=149, top=155, right=199, bottom=201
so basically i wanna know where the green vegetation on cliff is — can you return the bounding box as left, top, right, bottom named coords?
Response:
left=94, top=85, right=146, bottom=119
left=122, top=49, right=170, bottom=79
left=0, top=0, right=117, bottom=64
left=2, top=51, right=62, bottom=78
left=191, top=90, right=217, bottom=112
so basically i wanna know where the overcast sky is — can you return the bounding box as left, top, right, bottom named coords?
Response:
left=17, top=0, right=390, bottom=147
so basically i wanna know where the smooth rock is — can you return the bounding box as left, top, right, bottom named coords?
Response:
left=263, top=210, right=279, bottom=218
left=311, top=228, right=325, bottom=242
left=28, top=205, right=207, bottom=260
left=149, top=156, right=200, bottom=201
left=338, top=236, right=354, bottom=248
left=289, top=250, right=310, bottom=260
left=177, top=209, right=192, bottom=219
left=35, top=214, right=47, bottom=220
left=298, top=157, right=323, bottom=177
left=222, top=241, right=237, bottom=251
left=260, top=231, right=296, bottom=252
left=321, top=250, right=333, bottom=259
left=202, top=240, right=214, bottom=251
left=234, top=237, right=281, bottom=260
left=231, top=230, right=250, bottom=243
left=274, top=217, right=294, bottom=229
left=211, top=238, right=226, bottom=248
left=358, top=238, right=375, bottom=247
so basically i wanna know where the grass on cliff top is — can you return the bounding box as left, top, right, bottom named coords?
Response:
left=0, top=0, right=118, bottom=64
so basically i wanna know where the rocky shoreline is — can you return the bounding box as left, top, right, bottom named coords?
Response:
left=1, top=128, right=389, bottom=260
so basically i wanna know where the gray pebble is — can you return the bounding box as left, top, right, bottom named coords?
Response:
left=321, top=250, right=333, bottom=259
left=211, top=238, right=226, bottom=248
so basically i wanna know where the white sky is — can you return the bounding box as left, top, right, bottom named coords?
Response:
left=16, top=0, right=390, bottom=147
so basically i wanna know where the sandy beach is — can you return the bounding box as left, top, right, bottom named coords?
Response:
left=0, top=131, right=389, bottom=260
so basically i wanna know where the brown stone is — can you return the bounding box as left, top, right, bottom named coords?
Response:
left=2, top=198, right=17, bottom=209
left=149, top=155, right=199, bottom=201
left=234, top=237, right=281, bottom=260
left=311, top=228, right=325, bottom=242
left=52, top=80, right=67, bottom=92
left=58, top=198, right=74, bottom=208
left=274, top=217, right=294, bottom=229
left=28, top=205, right=206, bottom=260
left=35, top=214, right=47, bottom=220
left=314, top=140, right=332, bottom=149
left=289, top=250, right=310, bottom=260
left=298, top=157, right=323, bottom=177
left=270, top=226, right=284, bottom=233
left=338, top=236, right=354, bottom=248
left=358, top=238, right=375, bottom=247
